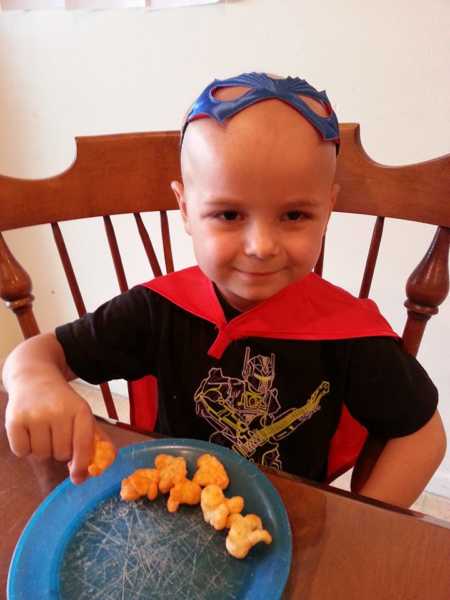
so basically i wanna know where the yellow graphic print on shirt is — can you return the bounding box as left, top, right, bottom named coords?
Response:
left=194, top=347, right=330, bottom=469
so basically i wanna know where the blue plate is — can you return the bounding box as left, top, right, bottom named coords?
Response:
left=8, top=438, right=292, bottom=600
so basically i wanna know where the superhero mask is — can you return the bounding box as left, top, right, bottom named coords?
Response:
left=181, top=72, right=340, bottom=152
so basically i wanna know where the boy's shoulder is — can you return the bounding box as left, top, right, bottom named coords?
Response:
left=141, top=267, right=399, bottom=359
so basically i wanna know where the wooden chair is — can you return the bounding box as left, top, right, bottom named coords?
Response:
left=0, top=125, right=449, bottom=481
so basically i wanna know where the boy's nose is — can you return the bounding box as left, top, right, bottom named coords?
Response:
left=244, top=223, right=279, bottom=259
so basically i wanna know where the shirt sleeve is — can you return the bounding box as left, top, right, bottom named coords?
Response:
left=344, top=337, right=438, bottom=438
left=55, top=285, right=159, bottom=385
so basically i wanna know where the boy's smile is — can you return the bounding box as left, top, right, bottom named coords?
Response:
left=172, top=94, right=338, bottom=312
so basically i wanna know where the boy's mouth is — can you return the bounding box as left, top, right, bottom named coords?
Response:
left=234, top=268, right=281, bottom=278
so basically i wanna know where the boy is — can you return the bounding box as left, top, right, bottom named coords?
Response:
left=2, top=73, right=446, bottom=508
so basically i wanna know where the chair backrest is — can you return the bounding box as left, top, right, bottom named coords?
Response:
left=0, top=125, right=449, bottom=424
left=0, top=131, right=181, bottom=422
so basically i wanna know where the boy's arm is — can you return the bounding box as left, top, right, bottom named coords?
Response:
left=351, top=410, right=446, bottom=508
left=2, top=332, right=106, bottom=484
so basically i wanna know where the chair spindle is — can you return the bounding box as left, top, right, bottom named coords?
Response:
left=0, top=232, right=39, bottom=338
left=160, top=211, right=174, bottom=273
left=51, top=223, right=87, bottom=316
left=359, top=216, right=385, bottom=298
left=52, top=222, right=118, bottom=420
left=103, top=216, right=128, bottom=293
left=133, top=213, right=162, bottom=278
left=403, top=226, right=450, bottom=357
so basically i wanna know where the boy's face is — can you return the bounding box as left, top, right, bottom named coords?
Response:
left=172, top=94, right=339, bottom=312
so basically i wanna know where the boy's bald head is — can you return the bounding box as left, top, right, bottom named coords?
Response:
left=181, top=88, right=337, bottom=194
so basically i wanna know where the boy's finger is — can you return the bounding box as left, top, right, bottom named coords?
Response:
left=29, top=423, right=52, bottom=459
left=70, top=410, right=95, bottom=484
left=52, top=420, right=73, bottom=462
left=5, top=421, right=31, bottom=457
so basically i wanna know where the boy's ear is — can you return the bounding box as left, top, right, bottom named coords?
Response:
left=171, top=180, right=191, bottom=235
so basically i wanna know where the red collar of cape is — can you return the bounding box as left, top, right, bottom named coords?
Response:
left=143, top=266, right=398, bottom=358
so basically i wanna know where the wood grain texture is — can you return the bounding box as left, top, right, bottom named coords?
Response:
left=0, top=232, right=39, bottom=337
left=104, top=215, right=129, bottom=293
left=134, top=212, right=163, bottom=277
left=359, top=216, right=384, bottom=299
left=0, top=131, right=181, bottom=231
left=336, top=124, right=450, bottom=226
left=403, top=226, right=450, bottom=356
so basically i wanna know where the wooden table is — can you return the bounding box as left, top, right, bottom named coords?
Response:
left=1, top=390, right=450, bottom=600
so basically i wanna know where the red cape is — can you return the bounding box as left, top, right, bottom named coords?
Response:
left=132, top=267, right=398, bottom=480
left=145, top=266, right=397, bottom=357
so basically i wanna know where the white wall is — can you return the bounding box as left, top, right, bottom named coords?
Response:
left=0, top=0, right=449, bottom=495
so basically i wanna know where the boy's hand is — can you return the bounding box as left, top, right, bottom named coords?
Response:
left=5, top=382, right=98, bottom=485
left=2, top=333, right=117, bottom=485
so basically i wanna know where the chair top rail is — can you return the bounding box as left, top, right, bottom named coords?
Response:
left=0, top=131, right=181, bottom=231
left=0, top=125, right=449, bottom=231
left=335, top=124, right=450, bottom=227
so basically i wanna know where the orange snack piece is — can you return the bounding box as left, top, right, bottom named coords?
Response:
left=167, top=479, right=202, bottom=513
left=154, top=454, right=188, bottom=493
left=87, top=433, right=116, bottom=477
left=120, top=468, right=160, bottom=501
left=193, top=454, right=229, bottom=490
left=225, top=514, right=272, bottom=559
left=200, top=484, right=244, bottom=530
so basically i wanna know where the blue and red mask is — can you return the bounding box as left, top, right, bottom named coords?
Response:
left=181, top=72, right=340, bottom=152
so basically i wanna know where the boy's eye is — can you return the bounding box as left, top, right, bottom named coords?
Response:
left=218, top=210, right=240, bottom=221
left=283, top=210, right=303, bottom=221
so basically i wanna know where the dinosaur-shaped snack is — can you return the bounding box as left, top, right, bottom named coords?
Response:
left=225, top=513, right=272, bottom=559
left=167, top=479, right=202, bottom=512
left=193, top=453, right=229, bottom=490
left=200, top=484, right=244, bottom=530
left=87, top=433, right=116, bottom=477
left=154, top=454, right=188, bottom=493
left=120, top=468, right=160, bottom=501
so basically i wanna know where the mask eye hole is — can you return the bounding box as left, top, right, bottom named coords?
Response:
left=297, top=94, right=331, bottom=117
left=212, top=85, right=252, bottom=102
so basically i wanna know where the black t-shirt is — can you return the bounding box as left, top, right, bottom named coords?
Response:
left=55, top=285, right=438, bottom=482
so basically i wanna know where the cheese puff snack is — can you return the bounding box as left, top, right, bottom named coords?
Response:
left=120, top=468, right=160, bottom=502
left=200, top=484, right=244, bottom=530
left=87, top=433, right=116, bottom=477
left=193, top=453, right=229, bottom=490
left=167, top=479, right=202, bottom=513
left=226, top=514, right=272, bottom=559
left=154, top=454, right=188, bottom=493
